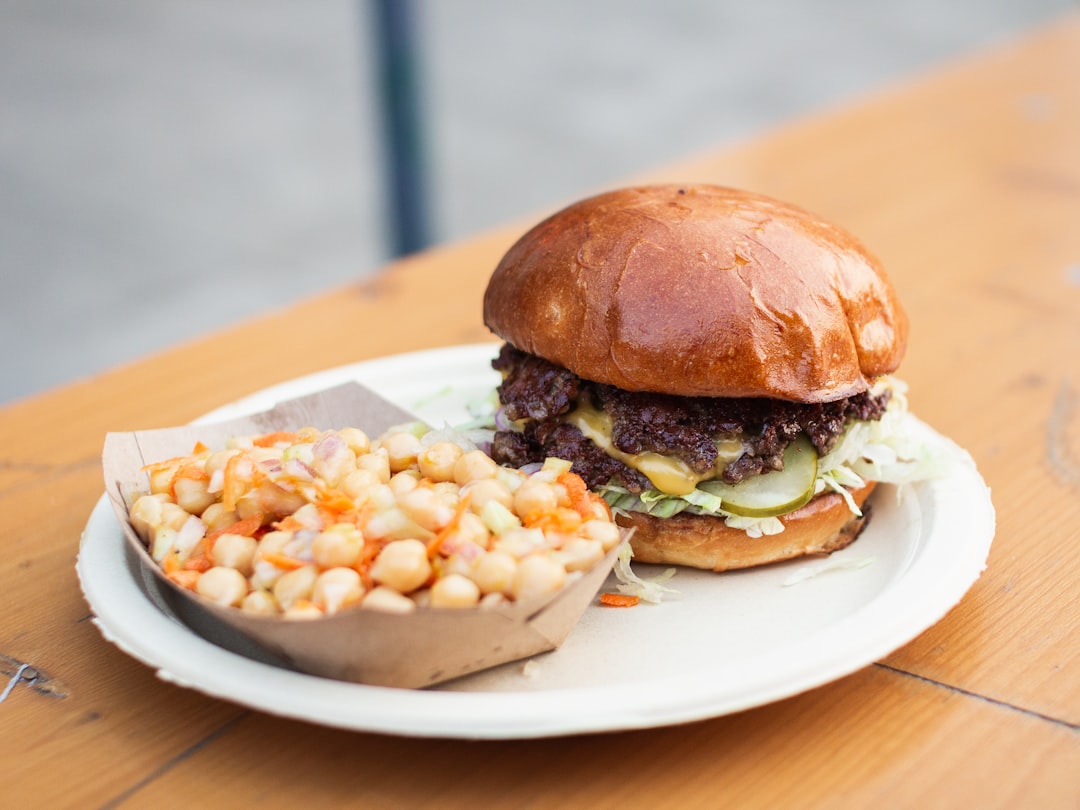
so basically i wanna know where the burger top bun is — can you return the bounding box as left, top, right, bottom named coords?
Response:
left=483, top=184, right=908, bottom=402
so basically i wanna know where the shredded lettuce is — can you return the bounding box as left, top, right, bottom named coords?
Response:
left=612, top=543, right=679, bottom=603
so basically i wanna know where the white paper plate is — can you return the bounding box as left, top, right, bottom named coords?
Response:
left=78, top=343, right=995, bottom=739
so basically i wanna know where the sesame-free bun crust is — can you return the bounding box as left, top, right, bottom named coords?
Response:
left=483, top=184, right=908, bottom=402
left=617, top=483, right=877, bottom=572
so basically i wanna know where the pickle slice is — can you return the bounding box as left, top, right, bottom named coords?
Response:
left=705, top=435, right=819, bottom=518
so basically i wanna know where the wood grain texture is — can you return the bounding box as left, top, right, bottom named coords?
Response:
left=98, top=667, right=1080, bottom=809
left=1, top=12, right=1079, bottom=809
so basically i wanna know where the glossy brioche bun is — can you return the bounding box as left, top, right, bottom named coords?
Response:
left=483, top=184, right=908, bottom=402
left=617, top=482, right=877, bottom=571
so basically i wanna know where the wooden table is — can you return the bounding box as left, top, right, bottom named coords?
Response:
left=4, top=13, right=1079, bottom=808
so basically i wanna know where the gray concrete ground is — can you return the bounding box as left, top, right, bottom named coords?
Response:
left=1, top=0, right=1075, bottom=403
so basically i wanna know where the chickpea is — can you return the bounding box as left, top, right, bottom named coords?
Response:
left=470, top=550, right=518, bottom=595
left=356, top=450, right=391, bottom=484
left=463, top=478, right=513, bottom=514
left=283, top=600, right=324, bottom=620
left=240, top=589, right=278, bottom=616
left=147, top=459, right=182, bottom=496
left=311, top=523, right=364, bottom=568
left=159, top=501, right=194, bottom=532
left=439, top=551, right=476, bottom=579
left=430, top=481, right=463, bottom=507
left=204, top=449, right=239, bottom=479
left=290, top=425, right=318, bottom=443
left=174, top=474, right=216, bottom=516
left=555, top=537, right=604, bottom=572
left=429, top=573, right=481, bottom=608
left=200, top=502, right=239, bottom=534
left=370, top=539, right=431, bottom=594
left=196, top=566, right=249, bottom=607
left=128, top=493, right=171, bottom=542
left=238, top=483, right=305, bottom=522
left=367, top=483, right=398, bottom=511
left=582, top=518, right=622, bottom=551
left=253, top=530, right=292, bottom=561
left=273, top=565, right=319, bottom=610
left=341, top=468, right=382, bottom=502
left=382, top=430, right=423, bottom=473
left=286, top=503, right=324, bottom=532
left=337, top=427, right=371, bottom=456
left=493, top=527, right=544, bottom=558
left=364, top=506, right=431, bottom=542
left=479, top=592, right=508, bottom=608
left=453, top=450, right=498, bottom=485
left=418, top=441, right=464, bottom=483
left=398, top=487, right=453, bottom=532
left=445, top=511, right=490, bottom=551
left=362, top=586, right=417, bottom=614
left=513, top=480, right=558, bottom=519
left=312, top=567, right=365, bottom=614
left=387, top=470, right=420, bottom=496
left=212, top=532, right=258, bottom=576
left=511, top=554, right=567, bottom=602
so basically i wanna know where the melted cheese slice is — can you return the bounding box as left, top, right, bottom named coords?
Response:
left=563, top=403, right=745, bottom=496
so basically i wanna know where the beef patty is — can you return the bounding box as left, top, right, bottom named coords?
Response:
left=489, top=344, right=890, bottom=493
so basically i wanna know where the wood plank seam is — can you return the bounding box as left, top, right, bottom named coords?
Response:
left=95, top=711, right=251, bottom=810
left=875, top=663, right=1079, bottom=731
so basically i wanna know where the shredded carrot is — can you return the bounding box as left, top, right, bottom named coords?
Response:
left=354, top=538, right=388, bottom=590
left=174, top=463, right=209, bottom=481
left=141, top=457, right=184, bottom=495
left=313, top=483, right=356, bottom=515
left=221, top=453, right=256, bottom=512
left=224, top=514, right=263, bottom=537
left=599, top=592, right=639, bottom=608
left=141, top=456, right=187, bottom=475
left=192, top=440, right=209, bottom=455
left=204, top=513, right=262, bottom=555
left=524, top=508, right=580, bottom=535
left=182, top=554, right=213, bottom=573
left=426, top=493, right=472, bottom=559
left=273, top=513, right=309, bottom=533
left=166, top=570, right=200, bottom=591
left=168, top=462, right=210, bottom=500
left=252, top=431, right=298, bottom=448
left=260, top=551, right=311, bottom=571
left=205, top=515, right=262, bottom=545
left=162, top=551, right=181, bottom=575
left=559, top=471, right=598, bottom=521
left=345, top=501, right=374, bottom=531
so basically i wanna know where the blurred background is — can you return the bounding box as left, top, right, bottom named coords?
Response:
left=1, top=0, right=1075, bottom=403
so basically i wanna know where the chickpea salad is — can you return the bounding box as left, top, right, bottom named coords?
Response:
left=128, top=423, right=623, bottom=619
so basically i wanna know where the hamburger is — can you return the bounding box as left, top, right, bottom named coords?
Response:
left=482, top=183, right=929, bottom=571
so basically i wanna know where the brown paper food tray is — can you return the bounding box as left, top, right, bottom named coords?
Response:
left=101, top=382, right=623, bottom=689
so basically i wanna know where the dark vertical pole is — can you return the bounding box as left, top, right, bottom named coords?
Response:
left=371, top=0, right=430, bottom=256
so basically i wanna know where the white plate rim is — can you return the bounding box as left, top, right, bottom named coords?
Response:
left=77, top=343, right=995, bottom=739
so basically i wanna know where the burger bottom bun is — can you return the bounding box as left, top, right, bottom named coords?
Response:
left=617, top=482, right=877, bottom=572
